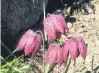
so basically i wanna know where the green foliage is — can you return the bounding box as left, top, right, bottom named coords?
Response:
left=64, top=7, right=71, bottom=17
left=0, top=56, right=30, bottom=73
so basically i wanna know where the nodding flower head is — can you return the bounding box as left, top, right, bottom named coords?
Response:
left=44, top=37, right=87, bottom=66
left=64, top=37, right=87, bottom=60
left=17, top=29, right=42, bottom=56
left=44, top=43, right=64, bottom=66
left=43, top=14, right=69, bottom=40
left=44, top=43, right=57, bottom=65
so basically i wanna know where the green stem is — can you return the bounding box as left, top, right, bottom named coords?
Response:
left=64, top=58, right=71, bottom=73
left=43, top=0, right=47, bottom=41
left=73, top=59, right=76, bottom=73
left=0, top=56, right=7, bottom=64
left=5, top=49, right=17, bottom=60
left=43, top=0, right=45, bottom=19
left=2, top=56, right=21, bottom=68
left=1, top=41, right=14, bottom=57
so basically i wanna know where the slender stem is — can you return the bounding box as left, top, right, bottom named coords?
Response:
left=92, top=56, right=94, bottom=71
left=43, top=0, right=47, bottom=41
left=1, top=41, right=14, bottom=57
left=2, top=56, right=22, bottom=68
left=73, top=59, right=76, bottom=73
left=0, top=56, right=7, bottom=64
left=43, top=0, right=45, bottom=19
left=13, top=49, right=17, bottom=53
left=35, top=30, right=45, bottom=73
left=65, top=58, right=71, bottom=73
left=1, top=41, right=18, bottom=60
left=5, top=49, right=17, bottom=60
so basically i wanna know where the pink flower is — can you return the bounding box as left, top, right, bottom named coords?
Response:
left=63, top=38, right=79, bottom=61
left=44, top=37, right=87, bottom=66
left=17, top=29, right=42, bottom=56
left=24, top=34, right=36, bottom=56
left=76, top=37, right=87, bottom=59
left=32, top=34, right=42, bottom=56
left=43, top=14, right=69, bottom=40
left=57, top=46, right=64, bottom=66
left=63, top=41, right=69, bottom=64
left=43, top=17, right=56, bottom=40
left=51, top=14, right=69, bottom=33
left=64, top=37, right=87, bottom=60
left=68, top=38, right=79, bottom=59
left=17, top=29, right=35, bottom=50
left=44, top=43, right=57, bottom=65
left=44, top=43, right=64, bottom=66
left=50, top=14, right=65, bottom=33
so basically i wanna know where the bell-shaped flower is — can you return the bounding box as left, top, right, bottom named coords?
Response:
left=64, top=37, right=87, bottom=60
left=51, top=14, right=69, bottom=33
left=24, top=34, right=36, bottom=55
left=68, top=38, right=79, bottom=59
left=43, top=17, right=56, bottom=40
left=43, top=14, right=69, bottom=40
left=50, top=14, right=65, bottom=33
left=16, top=29, right=42, bottom=56
left=64, top=38, right=79, bottom=59
left=44, top=43, right=64, bottom=66
left=17, top=29, right=35, bottom=50
left=44, top=43, right=57, bottom=65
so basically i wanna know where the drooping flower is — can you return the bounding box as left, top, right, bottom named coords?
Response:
left=16, top=29, right=42, bottom=56
left=51, top=14, right=69, bottom=33
left=44, top=43, right=64, bottom=66
left=50, top=14, right=65, bottom=33
left=68, top=38, right=79, bottom=59
left=24, top=34, right=36, bottom=55
left=43, top=17, right=56, bottom=40
left=63, top=37, right=87, bottom=60
left=17, top=29, right=35, bottom=50
left=43, top=14, right=69, bottom=40
left=44, top=43, right=57, bottom=65
left=44, top=37, right=87, bottom=66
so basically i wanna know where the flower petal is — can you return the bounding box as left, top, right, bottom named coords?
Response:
left=63, top=41, right=69, bottom=64
left=57, top=46, right=64, bottom=66
left=77, top=37, right=87, bottom=59
left=69, top=38, right=79, bottom=59
left=50, top=14, right=64, bottom=33
left=32, top=34, right=42, bottom=56
left=43, top=18, right=56, bottom=40
left=44, top=43, right=57, bottom=65
left=17, top=29, right=35, bottom=50
left=24, top=35, right=36, bottom=56
left=56, top=14, right=69, bottom=33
